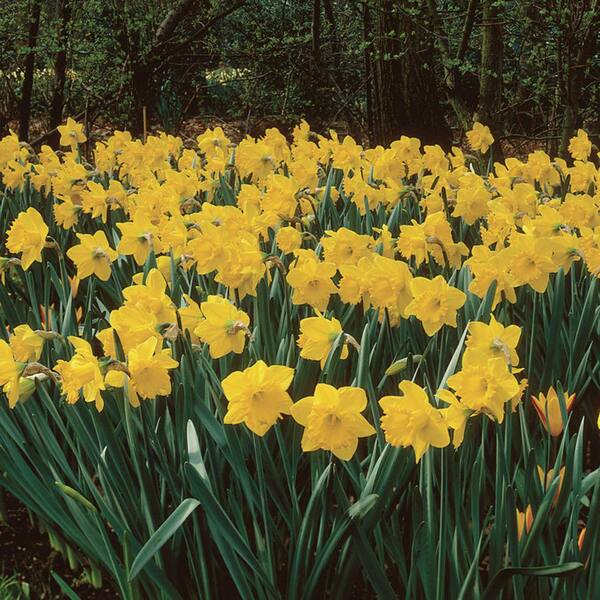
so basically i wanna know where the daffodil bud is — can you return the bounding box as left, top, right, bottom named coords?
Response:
left=385, top=355, right=423, bottom=376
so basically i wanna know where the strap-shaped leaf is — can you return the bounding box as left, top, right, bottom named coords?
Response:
left=129, top=498, right=200, bottom=581
left=483, top=562, right=583, bottom=599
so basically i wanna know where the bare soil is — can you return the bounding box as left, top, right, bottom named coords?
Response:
left=0, top=493, right=116, bottom=599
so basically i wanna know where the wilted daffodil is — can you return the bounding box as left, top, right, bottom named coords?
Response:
left=406, top=275, right=466, bottom=336
left=66, top=231, right=119, bottom=281
left=379, top=380, right=450, bottom=462
left=291, top=384, right=375, bottom=460
left=531, top=386, right=575, bottom=437
left=194, top=295, right=251, bottom=359
left=221, top=360, right=294, bottom=436
left=6, top=207, right=49, bottom=270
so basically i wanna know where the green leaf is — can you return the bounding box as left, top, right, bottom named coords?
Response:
left=129, top=498, right=200, bottom=581
left=51, top=571, right=82, bottom=600
left=482, top=562, right=583, bottom=599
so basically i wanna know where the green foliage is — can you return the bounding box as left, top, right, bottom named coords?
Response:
left=1, top=1, right=599, bottom=142
left=0, top=157, right=597, bottom=597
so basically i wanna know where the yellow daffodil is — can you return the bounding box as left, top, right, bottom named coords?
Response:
left=466, top=122, right=494, bottom=154
left=66, top=231, right=118, bottom=281
left=321, top=228, right=372, bottom=268
left=0, top=341, right=26, bottom=408
left=568, top=129, right=591, bottom=162
left=436, top=389, right=472, bottom=448
left=406, top=276, right=466, bottom=336
left=297, top=313, right=349, bottom=367
left=291, top=383, right=375, bottom=460
left=57, top=117, right=87, bottom=148
left=117, top=216, right=162, bottom=265
left=54, top=337, right=105, bottom=411
left=379, top=380, right=450, bottom=462
left=6, top=208, right=49, bottom=270
left=463, top=316, right=521, bottom=367
left=178, top=295, right=203, bottom=343
left=287, top=250, right=338, bottom=311
left=221, top=360, right=294, bottom=436
left=505, top=234, right=557, bottom=293
left=447, top=357, right=520, bottom=423
left=9, top=324, right=44, bottom=362
left=194, top=296, right=250, bottom=359
left=276, top=226, right=303, bottom=254
left=127, top=337, right=179, bottom=402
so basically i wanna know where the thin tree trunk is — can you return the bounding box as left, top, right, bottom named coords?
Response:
left=475, top=0, right=504, bottom=158
left=323, top=0, right=340, bottom=69
left=18, top=0, right=42, bottom=141
left=363, top=2, right=374, bottom=140
left=426, top=0, right=477, bottom=131
left=49, top=0, right=72, bottom=147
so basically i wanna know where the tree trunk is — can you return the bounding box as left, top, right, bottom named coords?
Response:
left=363, top=2, right=374, bottom=140
left=18, top=0, right=42, bottom=141
left=49, top=0, right=72, bottom=147
left=373, top=0, right=452, bottom=147
left=323, top=0, right=340, bottom=69
left=558, top=5, right=600, bottom=157
left=425, top=0, right=477, bottom=132
left=475, top=0, right=504, bottom=157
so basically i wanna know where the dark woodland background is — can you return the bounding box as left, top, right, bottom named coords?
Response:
left=1, top=0, right=599, bottom=155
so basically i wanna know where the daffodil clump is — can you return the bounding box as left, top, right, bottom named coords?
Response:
left=0, top=120, right=597, bottom=597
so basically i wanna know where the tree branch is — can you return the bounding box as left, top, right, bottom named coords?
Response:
left=153, top=0, right=202, bottom=50
left=456, top=0, right=479, bottom=62
left=166, top=1, right=247, bottom=56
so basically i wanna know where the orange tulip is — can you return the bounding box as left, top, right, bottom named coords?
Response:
left=531, top=386, right=575, bottom=437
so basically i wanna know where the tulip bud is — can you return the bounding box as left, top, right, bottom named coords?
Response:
left=578, top=527, right=586, bottom=552
left=516, top=505, right=534, bottom=541
left=531, top=386, right=575, bottom=436
left=537, top=466, right=565, bottom=507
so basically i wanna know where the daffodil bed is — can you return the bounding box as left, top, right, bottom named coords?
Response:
left=0, top=119, right=598, bottom=598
